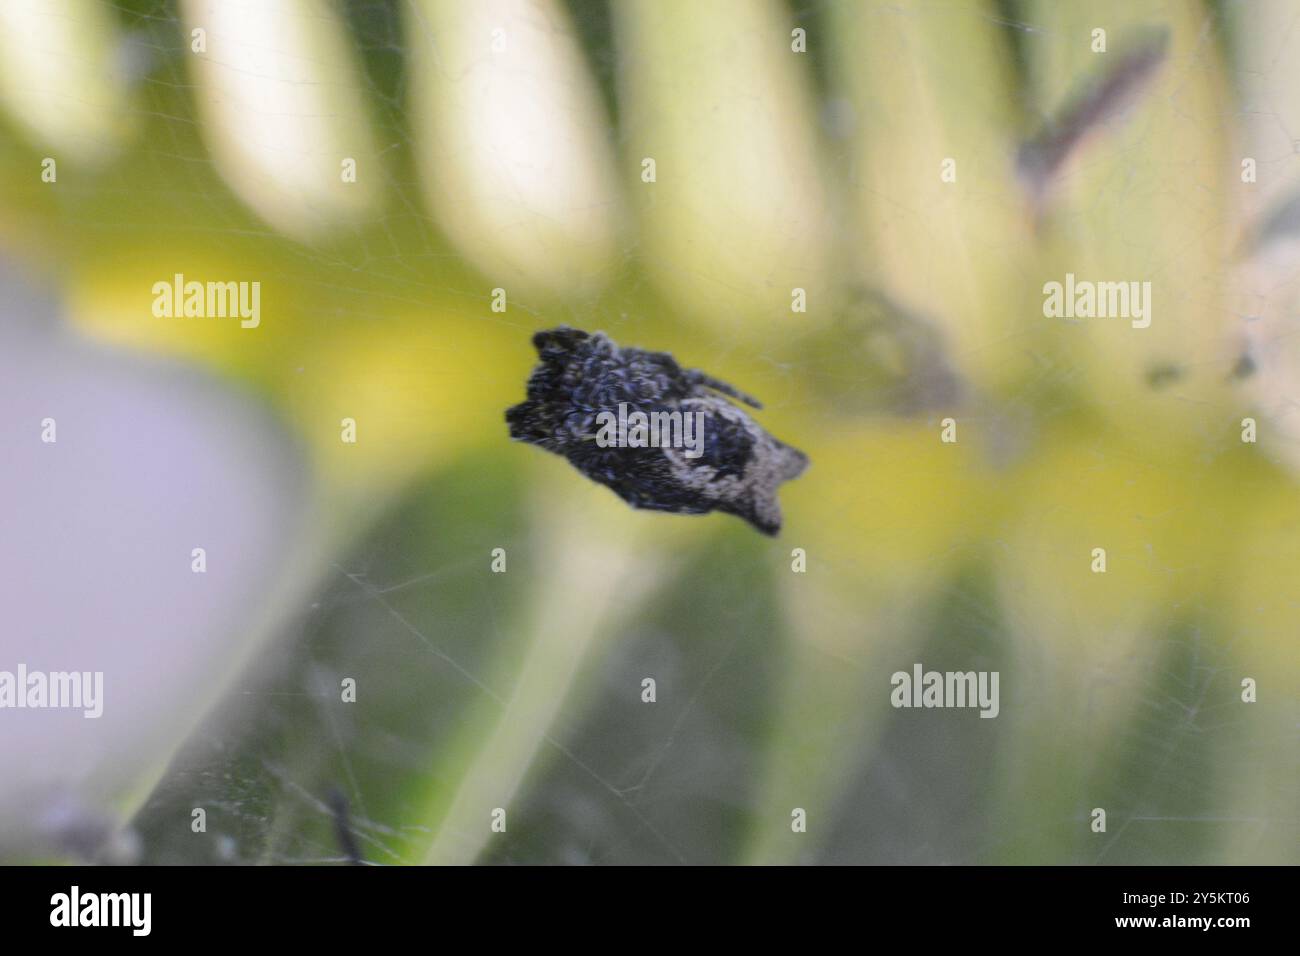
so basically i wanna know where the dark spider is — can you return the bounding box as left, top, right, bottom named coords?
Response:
left=506, top=327, right=808, bottom=535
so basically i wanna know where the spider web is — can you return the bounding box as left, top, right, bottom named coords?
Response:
left=2, top=0, right=1294, bottom=865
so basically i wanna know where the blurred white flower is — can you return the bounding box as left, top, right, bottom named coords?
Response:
left=0, top=0, right=135, bottom=162
left=406, top=0, right=623, bottom=299
left=0, top=266, right=309, bottom=856
left=181, top=0, right=382, bottom=241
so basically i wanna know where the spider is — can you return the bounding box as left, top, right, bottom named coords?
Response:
left=506, top=327, right=808, bottom=535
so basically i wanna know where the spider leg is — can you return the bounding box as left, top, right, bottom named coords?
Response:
left=686, top=369, right=763, bottom=409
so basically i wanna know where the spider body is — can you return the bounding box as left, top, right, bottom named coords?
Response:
left=506, top=327, right=808, bottom=535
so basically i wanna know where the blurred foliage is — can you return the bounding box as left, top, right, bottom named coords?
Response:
left=0, top=0, right=1296, bottom=864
